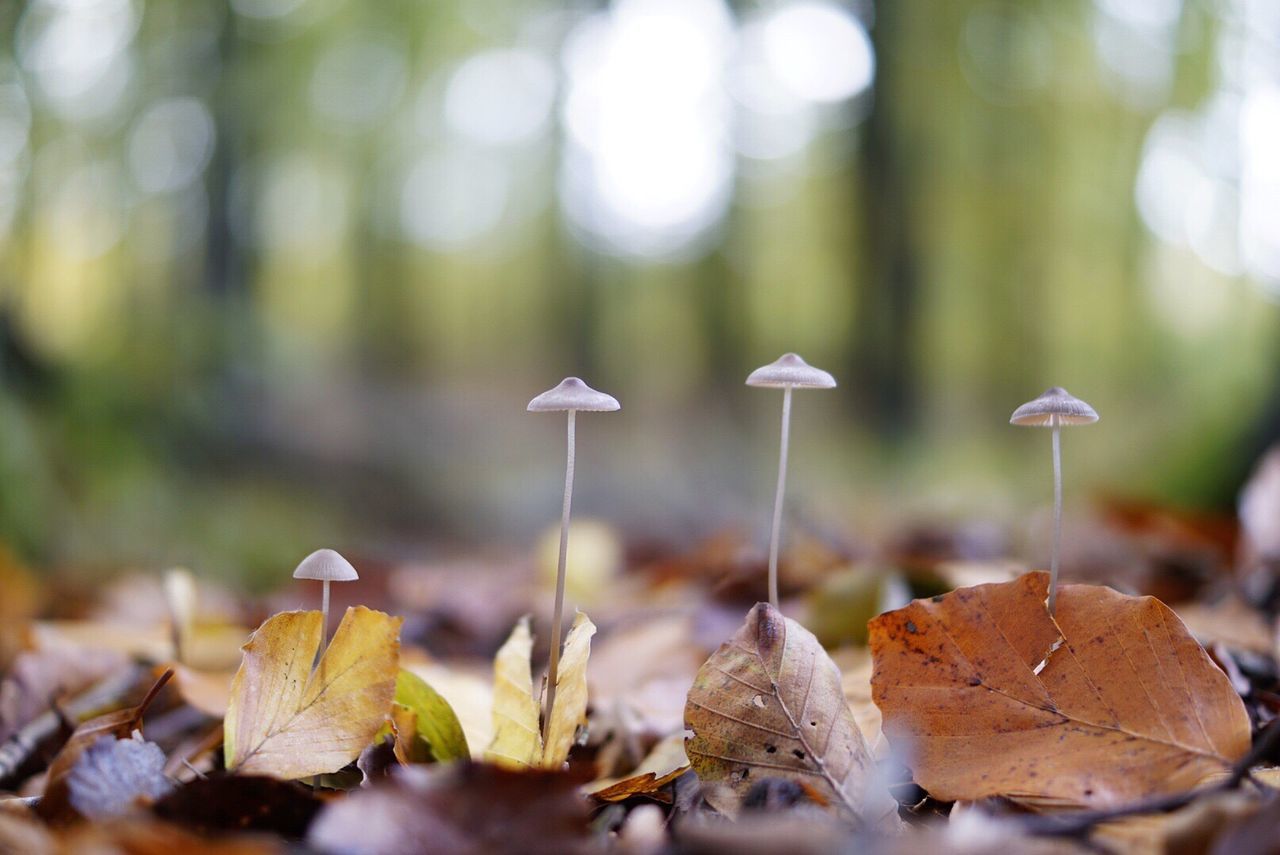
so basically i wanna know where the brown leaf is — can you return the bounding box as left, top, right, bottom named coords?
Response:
left=61, top=817, right=283, bottom=854
left=307, top=763, right=595, bottom=855
left=152, top=775, right=321, bottom=838
left=0, top=809, right=54, bottom=855
left=869, top=571, right=1251, bottom=808
left=684, top=602, right=896, bottom=824
left=588, top=732, right=689, bottom=804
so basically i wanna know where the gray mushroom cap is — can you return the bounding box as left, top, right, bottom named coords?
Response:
left=1010, top=387, right=1099, bottom=427
left=293, top=548, right=359, bottom=582
left=746, top=353, right=837, bottom=389
left=528, top=377, right=620, bottom=412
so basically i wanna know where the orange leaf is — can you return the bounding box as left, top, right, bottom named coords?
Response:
left=869, top=572, right=1251, bottom=808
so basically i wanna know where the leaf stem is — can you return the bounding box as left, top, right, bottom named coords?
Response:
left=768, top=385, right=793, bottom=610
left=543, top=409, right=576, bottom=743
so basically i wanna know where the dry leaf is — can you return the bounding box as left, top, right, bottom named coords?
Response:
left=484, top=612, right=596, bottom=770
left=588, top=732, right=689, bottom=803
left=830, top=647, right=887, bottom=758
left=61, top=817, right=283, bottom=854
left=542, top=612, right=596, bottom=768
left=307, top=763, right=595, bottom=855
left=171, top=664, right=236, bottom=719
left=1175, top=596, right=1275, bottom=656
left=152, top=775, right=321, bottom=838
left=224, top=607, right=401, bottom=780
left=869, top=572, right=1251, bottom=808
left=30, top=619, right=248, bottom=672
left=0, top=809, right=54, bottom=855
left=485, top=616, right=541, bottom=769
left=684, top=602, right=896, bottom=824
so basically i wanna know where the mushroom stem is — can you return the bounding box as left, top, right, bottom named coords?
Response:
left=321, top=579, right=331, bottom=648
left=1049, top=420, right=1062, bottom=614
left=544, top=408, right=576, bottom=741
left=767, top=385, right=793, bottom=610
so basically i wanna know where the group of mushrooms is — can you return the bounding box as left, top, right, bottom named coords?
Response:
left=291, top=356, right=1097, bottom=739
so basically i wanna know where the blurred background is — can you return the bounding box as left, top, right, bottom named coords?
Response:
left=0, top=0, right=1279, bottom=587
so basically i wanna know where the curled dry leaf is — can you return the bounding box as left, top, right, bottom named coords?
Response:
left=224, top=607, right=401, bottom=780
left=587, top=732, right=689, bottom=804
left=484, top=612, right=596, bottom=770
left=542, top=612, right=596, bottom=768
left=485, top=616, right=540, bottom=769
left=684, top=602, right=897, bottom=825
left=869, top=571, right=1251, bottom=808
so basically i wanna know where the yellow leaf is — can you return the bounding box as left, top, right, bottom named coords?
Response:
left=224, top=607, right=401, bottom=780
left=484, top=616, right=542, bottom=769
left=541, top=612, right=596, bottom=769
left=484, top=612, right=597, bottom=770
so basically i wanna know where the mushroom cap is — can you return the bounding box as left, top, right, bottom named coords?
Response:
left=527, top=377, right=620, bottom=412
left=293, top=548, right=359, bottom=582
left=746, top=353, right=836, bottom=389
left=1010, top=387, right=1099, bottom=426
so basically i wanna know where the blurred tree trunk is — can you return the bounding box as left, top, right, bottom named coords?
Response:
left=852, top=1, right=918, bottom=436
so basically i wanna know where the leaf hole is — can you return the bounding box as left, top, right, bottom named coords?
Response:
left=809, top=721, right=817, bottom=727
left=792, top=749, right=805, bottom=760
left=765, top=744, right=776, bottom=754
left=752, top=695, right=766, bottom=708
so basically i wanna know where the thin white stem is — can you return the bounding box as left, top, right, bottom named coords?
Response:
left=1049, top=421, right=1062, bottom=615
left=321, top=579, right=331, bottom=648
left=767, top=386, right=793, bottom=610
left=543, top=409, right=576, bottom=742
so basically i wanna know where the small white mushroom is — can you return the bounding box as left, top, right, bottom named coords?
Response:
left=746, top=353, right=836, bottom=610
left=528, top=377, right=619, bottom=741
left=293, top=548, right=359, bottom=647
left=1010, top=387, right=1098, bottom=614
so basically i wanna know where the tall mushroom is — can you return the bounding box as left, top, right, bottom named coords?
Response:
left=747, top=353, right=836, bottom=610
left=528, top=377, right=619, bottom=741
left=293, top=548, right=359, bottom=648
left=1010, top=387, right=1098, bottom=614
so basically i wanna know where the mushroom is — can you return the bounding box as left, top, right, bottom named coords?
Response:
left=1010, top=387, right=1098, bottom=614
left=746, top=353, right=837, bottom=610
left=293, top=548, right=359, bottom=647
left=528, top=377, right=620, bottom=740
